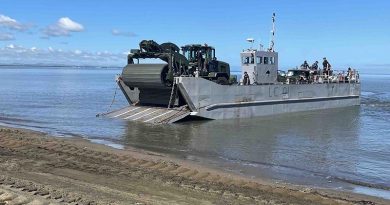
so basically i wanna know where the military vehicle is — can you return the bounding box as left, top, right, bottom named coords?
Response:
left=119, top=40, right=231, bottom=107
left=277, top=70, right=287, bottom=82
left=285, top=69, right=311, bottom=84
left=108, top=14, right=361, bottom=124
left=181, top=44, right=231, bottom=85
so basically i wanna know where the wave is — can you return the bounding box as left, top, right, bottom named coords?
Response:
left=361, top=92, right=390, bottom=109
left=334, top=176, right=390, bottom=191
left=361, top=91, right=376, bottom=96
left=0, top=115, right=45, bottom=124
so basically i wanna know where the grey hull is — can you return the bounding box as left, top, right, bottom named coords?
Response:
left=111, top=77, right=360, bottom=124
left=177, top=77, right=360, bottom=120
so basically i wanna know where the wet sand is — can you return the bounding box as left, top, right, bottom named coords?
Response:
left=0, top=126, right=388, bottom=205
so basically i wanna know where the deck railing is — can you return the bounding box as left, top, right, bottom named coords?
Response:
left=285, top=69, right=360, bottom=85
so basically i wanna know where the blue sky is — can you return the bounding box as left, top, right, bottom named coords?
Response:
left=0, top=0, right=389, bottom=71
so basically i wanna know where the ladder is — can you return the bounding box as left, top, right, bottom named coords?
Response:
left=167, top=79, right=178, bottom=108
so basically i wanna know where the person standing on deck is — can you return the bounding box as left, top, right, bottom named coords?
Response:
left=197, top=50, right=204, bottom=74
left=346, top=67, right=353, bottom=81
left=322, top=57, right=331, bottom=77
left=310, top=61, right=319, bottom=82
left=301, top=60, right=310, bottom=69
left=243, top=72, right=250, bottom=85
left=311, top=61, right=319, bottom=71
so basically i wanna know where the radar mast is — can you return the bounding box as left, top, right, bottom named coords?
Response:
left=268, top=13, right=276, bottom=52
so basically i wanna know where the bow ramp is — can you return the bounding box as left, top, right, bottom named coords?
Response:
left=106, top=106, right=191, bottom=124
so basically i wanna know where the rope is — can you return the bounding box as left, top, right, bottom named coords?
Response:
left=107, top=85, right=119, bottom=113
left=96, top=84, right=119, bottom=117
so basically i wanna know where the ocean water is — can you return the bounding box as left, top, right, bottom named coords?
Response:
left=0, top=66, right=389, bottom=199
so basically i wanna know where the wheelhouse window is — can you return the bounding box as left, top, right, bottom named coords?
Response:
left=270, top=57, right=275, bottom=64
left=242, top=56, right=248, bottom=64
left=256, top=56, right=263, bottom=64
left=242, top=56, right=254, bottom=64
left=264, top=57, right=269, bottom=64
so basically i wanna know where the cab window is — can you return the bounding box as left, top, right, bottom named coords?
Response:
left=287, top=71, right=294, bottom=77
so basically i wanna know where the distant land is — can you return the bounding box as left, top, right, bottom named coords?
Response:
left=0, top=63, right=122, bottom=69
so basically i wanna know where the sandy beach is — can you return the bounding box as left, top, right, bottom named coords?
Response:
left=0, top=126, right=387, bottom=205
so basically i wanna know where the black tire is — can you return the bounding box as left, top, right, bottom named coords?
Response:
left=216, top=77, right=228, bottom=85
left=161, top=65, right=173, bottom=87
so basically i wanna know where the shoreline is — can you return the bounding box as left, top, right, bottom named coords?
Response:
left=0, top=125, right=388, bottom=204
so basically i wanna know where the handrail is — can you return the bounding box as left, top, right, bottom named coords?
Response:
left=284, top=69, right=360, bottom=85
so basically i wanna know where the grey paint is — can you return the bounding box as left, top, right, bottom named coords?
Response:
left=177, top=77, right=360, bottom=120
left=115, top=46, right=360, bottom=123
left=240, top=50, right=278, bottom=84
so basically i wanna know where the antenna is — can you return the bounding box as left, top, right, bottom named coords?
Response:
left=246, top=38, right=255, bottom=50
left=268, top=13, right=276, bottom=52
left=259, top=43, right=264, bottom=51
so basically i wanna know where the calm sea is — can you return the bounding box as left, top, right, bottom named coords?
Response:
left=0, top=66, right=389, bottom=199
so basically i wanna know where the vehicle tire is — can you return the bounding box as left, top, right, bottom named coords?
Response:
left=161, top=65, right=173, bottom=87
left=216, top=77, right=228, bottom=85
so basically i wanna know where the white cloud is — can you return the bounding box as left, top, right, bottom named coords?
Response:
left=43, top=17, right=84, bottom=37
left=6, top=44, right=15, bottom=49
left=0, top=44, right=127, bottom=66
left=0, top=14, right=29, bottom=31
left=0, top=32, right=14, bottom=41
left=74, top=49, right=82, bottom=55
left=112, top=29, right=137, bottom=37
left=58, top=17, right=84, bottom=31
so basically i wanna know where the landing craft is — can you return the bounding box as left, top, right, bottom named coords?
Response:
left=107, top=14, right=361, bottom=124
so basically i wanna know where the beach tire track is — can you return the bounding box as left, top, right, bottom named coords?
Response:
left=190, top=171, right=210, bottom=181
left=1, top=128, right=378, bottom=205
left=0, top=176, right=96, bottom=205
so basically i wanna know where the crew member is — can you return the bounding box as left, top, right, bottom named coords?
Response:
left=299, top=76, right=305, bottom=84
left=301, top=60, right=310, bottom=69
left=197, top=50, right=204, bottom=73
left=243, top=71, right=250, bottom=85
left=311, top=61, right=319, bottom=70
left=322, top=57, right=332, bottom=77
left=346, top=67, right=353, bottom=81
